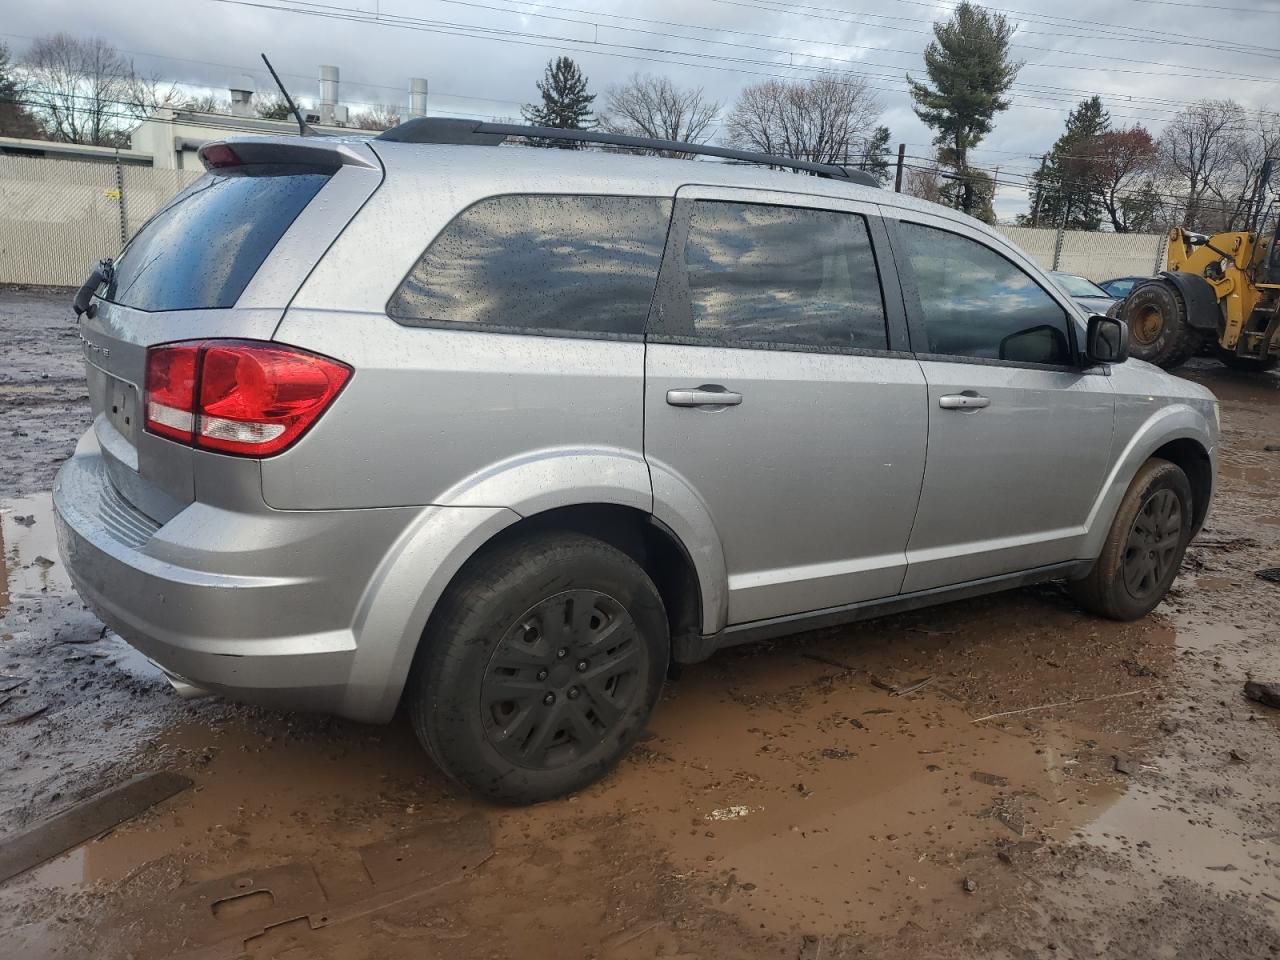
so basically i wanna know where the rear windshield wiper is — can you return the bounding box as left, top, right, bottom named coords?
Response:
left=73, top=258, right=114, bottom=317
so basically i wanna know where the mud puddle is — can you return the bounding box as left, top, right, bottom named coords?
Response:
left=0, top=587, right=1187, bottom=958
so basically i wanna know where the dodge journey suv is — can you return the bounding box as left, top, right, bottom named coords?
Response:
left=55, top=119, right=1218, bottom=804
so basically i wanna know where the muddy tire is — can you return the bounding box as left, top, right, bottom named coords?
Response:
left=409, top=531, right=668, bottom=805
left=1069, top=458, right=1193, bottom=621
left=1214, top=344, right=1279, bottom=373
left=1121, top=281, right=1204, bottom=369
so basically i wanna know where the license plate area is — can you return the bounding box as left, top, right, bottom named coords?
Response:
left=105, top=374, right=139, bottom=444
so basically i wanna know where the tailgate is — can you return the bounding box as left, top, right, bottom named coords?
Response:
left=76, top=139, right=383, bottom=521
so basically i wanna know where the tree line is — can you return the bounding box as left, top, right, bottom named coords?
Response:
left=1, top=7, right=1275, bottom=234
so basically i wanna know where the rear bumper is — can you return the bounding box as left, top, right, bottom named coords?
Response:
left=52, top=431, right=422, bottom=719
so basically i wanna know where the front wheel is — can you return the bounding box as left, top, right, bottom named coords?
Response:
left=409, top=531, right=669, bottom=805
left=1120, top=281, right=1203, bottom=369
left=1069, top=458, right=1193, bottom=620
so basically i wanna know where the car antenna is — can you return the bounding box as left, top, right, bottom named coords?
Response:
left=260, top=53, right=317, bottom=137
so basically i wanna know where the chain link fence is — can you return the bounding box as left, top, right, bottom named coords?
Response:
left=0, top=156, right=199, bottom=287
left=1, top=155, right=1172, bottom=288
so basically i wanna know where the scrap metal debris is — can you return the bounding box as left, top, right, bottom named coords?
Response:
left=1244, top=680, right=1280, bottom=708
left=0, top=771, right=191, bottom=884
left=706, top=805, right=761, bottom=822
left=2, top=703, right=49, bottom=726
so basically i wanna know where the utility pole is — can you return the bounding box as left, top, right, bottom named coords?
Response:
left=894, top=143, right=905, bottom=193
left=1030, top=153, right=1049, bottom=228
left=1053, top=192, right=1072, bottom=271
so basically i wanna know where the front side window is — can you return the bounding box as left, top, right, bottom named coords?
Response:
left=388, top=194, right=671, bottom=336
left=898, top=222, right=1074, bottom=365
left=677, top=201, right=888, bottom=351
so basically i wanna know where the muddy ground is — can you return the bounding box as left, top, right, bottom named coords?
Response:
left=0, top=285, right=1277, bottom=959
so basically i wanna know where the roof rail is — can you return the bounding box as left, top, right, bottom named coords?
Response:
left=376, top=117, right=880, bottom=187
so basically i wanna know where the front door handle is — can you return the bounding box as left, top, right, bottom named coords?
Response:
left=938, top=392, right=990, bottom=410
left=666, top=387, right=743, bottom=407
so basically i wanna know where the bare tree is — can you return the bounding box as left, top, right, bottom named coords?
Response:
left=22, top=33, right=147, bottom=145
left=1208, top=109, right=1280, bottom=231
left=254, top=92, right=293, bottom=121
left=181, top=92, right=230, bottom=114
left=127, top=70, right=182, bottom=116
left=902, top=161, right=946, bottom=204
left=352, top=103, right=402, bottom=131
left=726, top=73, right=882, bottom=167
left=1159, top=100, right=1249, bottom=231
left=599, top=73, right=719, bottom=156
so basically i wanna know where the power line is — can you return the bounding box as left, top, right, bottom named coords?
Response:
left=701, top=0, right=1280, bottom=76
left=200, top=0, right=1280, bottom=129
left=439, top=0, right=1280, bottom=60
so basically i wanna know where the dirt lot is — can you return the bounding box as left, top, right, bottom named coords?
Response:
left=0, top=285, right=1277, bottom=959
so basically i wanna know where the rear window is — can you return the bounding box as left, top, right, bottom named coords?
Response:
left=102, top=165, right=331, bottom=312
left=387, top=194, right=671, bottom=336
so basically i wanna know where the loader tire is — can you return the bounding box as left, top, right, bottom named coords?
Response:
left=1121, top=281, right=1204, bottom=369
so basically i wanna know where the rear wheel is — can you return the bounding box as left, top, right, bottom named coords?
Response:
left=1120, top=281, right=1204, bottom=369
left=1069, top=458, right=1193, bottom=620
left=409, top=531, right=668, bottom=805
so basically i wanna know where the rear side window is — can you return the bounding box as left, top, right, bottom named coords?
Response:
left=388, top=194, right=672, bottom=336
left=103, top=166, right=331, bottom=312
left=675, top=201, right=888, bottom=351
left=897, top=222, right=1073, bottom=365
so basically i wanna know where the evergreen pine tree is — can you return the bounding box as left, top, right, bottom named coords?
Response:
left=907, top=2, right=1020, bottom=215
left=857, top=126, right=893, bottom=184
left=0, top=42, right=44, bottom=139
left=1027, top=96, right=1111, bottom=229
left=522, top=57, right=595, bottom=148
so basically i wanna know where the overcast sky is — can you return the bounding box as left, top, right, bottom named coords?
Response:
left=5, top=0, right=1279, bottom=219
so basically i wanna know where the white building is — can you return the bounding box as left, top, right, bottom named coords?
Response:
left=1, top=66, right=430, bottom=170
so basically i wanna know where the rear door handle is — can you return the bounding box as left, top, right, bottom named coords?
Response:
left=938, top=393, right=990, bottom=410
left=666, top=387, right=743, bottom=407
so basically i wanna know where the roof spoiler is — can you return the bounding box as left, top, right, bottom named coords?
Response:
left=376, top=117, right=881, bottom=187
left=197, top=138, right=379, bottom=172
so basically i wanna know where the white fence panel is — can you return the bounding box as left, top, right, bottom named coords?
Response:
left=0, top=157, right=198, bottom=286
left=0, top=155, right=1176, bottom=288
left=992, top=224, right=1168, bottom=282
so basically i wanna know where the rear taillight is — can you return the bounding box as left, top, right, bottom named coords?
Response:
left=144, top=344, right=199, bottom=443
left=143, top=340, right=351, bottom=457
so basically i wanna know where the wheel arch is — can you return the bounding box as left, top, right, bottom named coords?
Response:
left=462, top=503, right=708, bottom=668
left=1083, top=409, right=1215, bottom=561
left=1157, top=271, right=1222, bottom=334
left=348, top=498, right=720, bottom=724
left=1150, top=437, right=1213, bottom=535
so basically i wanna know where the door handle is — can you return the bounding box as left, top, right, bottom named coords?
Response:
left=666, top=387, right=743, bottom=407
left=938, top=392, right=990, bottom=410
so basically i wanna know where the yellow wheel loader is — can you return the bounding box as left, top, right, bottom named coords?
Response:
left=1119, top=159, right=1280, bottom=371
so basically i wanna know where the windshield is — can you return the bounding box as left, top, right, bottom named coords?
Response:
left=102, top=164, right=332, bottom=312
left=1052, top=273, right=1110, bottom=298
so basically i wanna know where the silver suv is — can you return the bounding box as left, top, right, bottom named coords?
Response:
left=55, top=121, right=1218, bottom=804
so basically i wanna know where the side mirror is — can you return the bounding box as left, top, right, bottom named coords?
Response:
left=1086, top=315, right=1129, bottom=364
left=72, top=258, right=113, bottom=318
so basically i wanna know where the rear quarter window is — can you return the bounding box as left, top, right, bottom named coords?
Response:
left=103, top=165, right=332, bottom=312
left=387, top=194, right=672, bottom=337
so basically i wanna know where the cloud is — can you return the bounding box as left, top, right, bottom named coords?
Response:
left=5, top=0, right=1276, bottom=221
